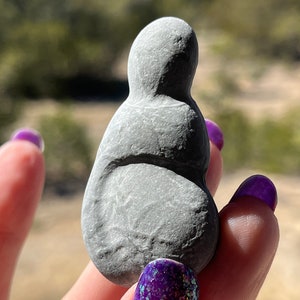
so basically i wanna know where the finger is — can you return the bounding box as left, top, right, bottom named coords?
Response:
left=121, top=284, right=137, bottom=300
left=123, top=259, right=199, bottom=300
left=63, top=261, right=128, bottom=300
left=122, top=175, right=279, bottom=300
left=0, top=130, right=45, bottom=299
left=198, top=175, right=279, bottom=299
left=205, top=119, right=223, bottom=196
left=206, top=141, right=223, bottom=196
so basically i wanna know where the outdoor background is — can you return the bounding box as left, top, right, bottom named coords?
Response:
left=0, top=0, right=299, bottom=299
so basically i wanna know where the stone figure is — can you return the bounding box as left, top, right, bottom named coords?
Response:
left=81, top=16, right=219, bottom=286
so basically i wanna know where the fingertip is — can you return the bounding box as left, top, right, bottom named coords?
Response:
left=133, top=259, right=198, bottom=300
left=0, top=140, right=45, bottom=231
left=1, top=140, right=45, bottom=184
left=120, top=283, right=137, bottom=300
left=10, top=128, right=44, bottom=152
left=205, top=119, right=224, bottom=151
left=0, top=135, right=45, bottom=299
left=219, top=174, right=279, bottom=272
left=220, top=197, right=279, bottom=255
left=206, top=141, right=223, bottom=196
left=1, top=128, right=45, bottom=185
left=204, top=119, right=223, bottom=196
left=65, top=261, right=128, bottom=300
left=230, top=174, right=278, bottom=211
left=198, top=188, right=279, bottom=299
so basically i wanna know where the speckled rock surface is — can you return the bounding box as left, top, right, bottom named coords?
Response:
left=81, top=16, right=219, bottom=286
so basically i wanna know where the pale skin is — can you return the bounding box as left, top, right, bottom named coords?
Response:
left=0, top=139, right=279, bottom=300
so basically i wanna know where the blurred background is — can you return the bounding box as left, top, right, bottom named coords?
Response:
left=0, top=0, right=299, bottom=299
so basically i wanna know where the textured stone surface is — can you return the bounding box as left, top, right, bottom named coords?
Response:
left=81, top=16, right=219, bottom=286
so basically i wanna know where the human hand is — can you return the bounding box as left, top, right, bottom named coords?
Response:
left=64, top=119, right=279, bottom=300
left=0, top=121, right=279, bottom=300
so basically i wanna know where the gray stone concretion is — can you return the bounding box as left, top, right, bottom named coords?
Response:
left=81, top=16, right=219, bottom=286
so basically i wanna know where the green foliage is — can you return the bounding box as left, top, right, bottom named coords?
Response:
left=1, top=0, right=298, bottom=98
left=38, top=109, right=92, bottom=193
left=0, top=1, right=118, bottom=97
left=205, top=0, right=300, bottom=61
left=0, top=0, right=202, bottom=98
left=214, top=107, right=300, bottom=175
left=214, top=70, right=241, bottom=97
left=0, top=98, right=20, bottom=143
left=273, top=108, right=300, bottom=173
left=251, top=119, right=293, bottom=173
left=214, top=108, right=253, bottom=170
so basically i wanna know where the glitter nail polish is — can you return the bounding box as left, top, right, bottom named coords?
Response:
left=134, top=258, right=199, bottom=300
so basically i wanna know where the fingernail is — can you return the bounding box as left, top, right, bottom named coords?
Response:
left=205, top=119, right=224, bottom=151
left=10, top=128, right=44, bottom=151
left=134, top=258, right=199, bottom=300
left=230, top=175, right=277, bottom=211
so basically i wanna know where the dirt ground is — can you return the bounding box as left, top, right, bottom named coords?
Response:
left=10, top=46, right=300, bottom=299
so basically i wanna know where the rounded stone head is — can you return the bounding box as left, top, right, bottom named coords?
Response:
left=128, top=17, right=198, bottom=101
left=82, top=17, right=219, bottom=287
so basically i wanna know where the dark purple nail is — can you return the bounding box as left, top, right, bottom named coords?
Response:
left=10, top=128, right=44, bottom=151
left=205, top=119, right=224, bottom=151
left=230, top=175, right=277, bottom=211
left=134, top=258, right=199, bottom=300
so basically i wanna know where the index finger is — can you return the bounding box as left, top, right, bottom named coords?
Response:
left=0, top=139, right=45, bottom=299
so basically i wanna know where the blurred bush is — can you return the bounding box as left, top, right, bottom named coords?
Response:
left=205, top=0, right=300, bottom=60
left=0, top=0, right=200, bottom=99
left=0, top=98, right=20, bottom=143
left=214, top=108, right=252, bottom=170
left=214, top=107, right=300, bottom=175
left=0, top=0, right=299, bottom=178
left=251, top=119, right=294, bottom=173
left=1, top=0, right=299, bottom=98
left=38, top=108, right=93, bottom=194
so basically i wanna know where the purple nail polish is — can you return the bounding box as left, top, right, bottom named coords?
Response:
left=231, top=175, right=277, bottom=211
left=10, top=128, right=44, bottom=151
left=134, top=258, right=199, bottom=300
left=205, top=119, right=224, bottom=151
